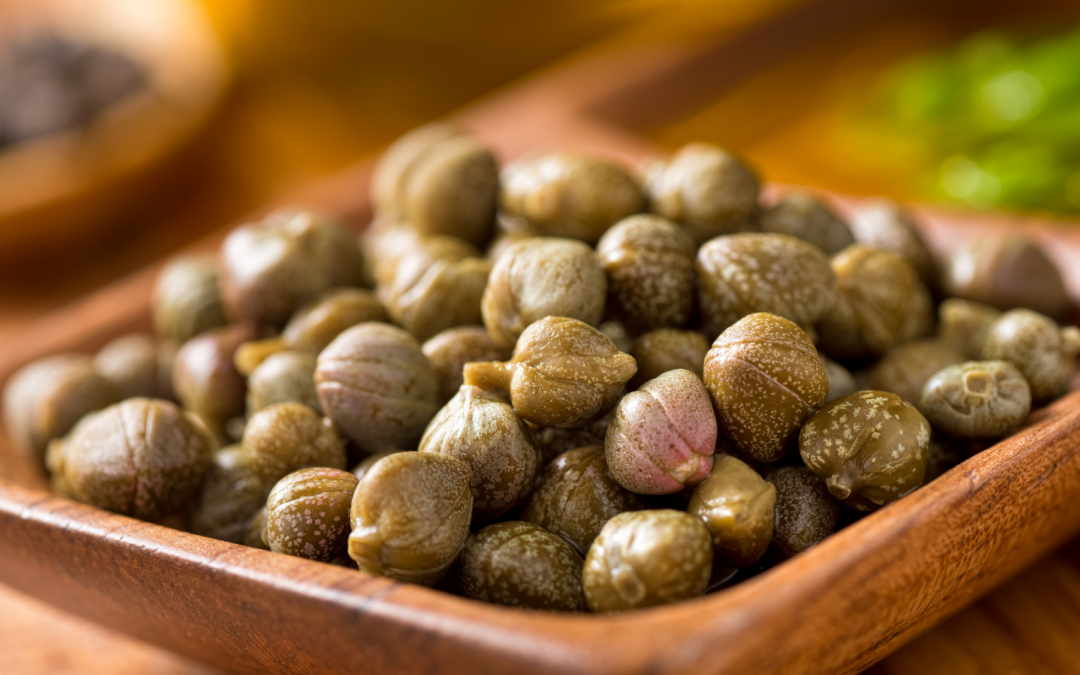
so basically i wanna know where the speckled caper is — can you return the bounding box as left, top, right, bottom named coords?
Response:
left=688, top=455, right=776, bottom=568
left=582, top=509, right=712, bottom=613
left=282, top=288, right=388, bottom=353
left=819, top=354, right=856, bottom=403
left=864, top=339, right=965, bottom=405
left=628, top=329, right=708, bottom=390
left=595, top=214, right=696, bottom=333
left=219, top=210, right=363, bottom=326
left=944, top=231, right=1070, bottom=319
left=800, top=391, right=930, bottom=511
left=245, top=506, right=270, bottom=550
left=464, top=316, right=637, bottom=429
left=522, top=445, right=642, bottom=554
left=481, top=237, right=607, bottom=348
left=500, top=153, right=645, bottom=245
left=265, top=467, right=358, bottom=562
left=239, top=402, right=346, bottom=493
left=152, top=254, right=227, bottom=345
left=94, top=334, right=172, bottom=401
left=50, top=398, right=214, bottom=520
left=919, top=361, right=1031, bottom=440
left=981, top=309, right=1080, bottom=404
left=3, top=354, right=118, bottom=466
left=422, top=326, right=511, bottom=404
left=760, top=190, right=855, bottom=255
left=605, top=369, right=716, bottom=495
left=348, top=451, right=473, bottom=586
left=643, top=142, right=761, bottom=245
left=372, top=124, right=497, bottom=248
left=350, top=449, right=408, bottom=483
left=380, top=235, right=492, bottom=341
left=419, top=385, right=541, bottom=522
left=704, top=313, right=829, bottom=463
left=460, top=521, right=586, bottom=611
left=246, top=351, right=320, bottom=415
left=189, top=445, right=265, bottom=544
left=938, top=298, right=1001, bottom=360
left=849, top=199, right=938, bottom=291
left=766, top=466, right=840, bottom=559
left=696, top=233, right=837, bottom=338
left=315, top=322, right=440, bottom=457
left=816, top=244, right=919, bottom=361
left=173, top=323, right=259, bottom=430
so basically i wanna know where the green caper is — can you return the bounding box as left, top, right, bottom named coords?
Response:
left=246, top=350, right=320, bottom=415
left=766, top=466, right=840, bottom=559
left=629, top=328, right=708, bottom=390
left=760, top=190, right=854, bottom=254
left=938, top=298, right=1001, bottom=360
left=849, top=199, right=938, bottom=291
left=919, top=361, right=1031, bottom=440
left=239, top=402, right=346, bottom=494
left=152, top=254, right=227, bottom=345
left=422, top=326, right=512, bottom=404
left=190, top=445, right=265, bottom=544
left=688, top=455, right=776, bottom=568
left=981, top=309, right=1080, bottom=404
left=266, top=467, right=358, bottom=562
left=864, top=339, right=965, bottom=405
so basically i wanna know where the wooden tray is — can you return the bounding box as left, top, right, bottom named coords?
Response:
left=3, top=2, right=1080, bottom=674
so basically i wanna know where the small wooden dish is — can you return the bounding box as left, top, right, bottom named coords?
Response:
left=2, top=3, right=1080, bottom=674
left=0, top=0, right=228, bottom=256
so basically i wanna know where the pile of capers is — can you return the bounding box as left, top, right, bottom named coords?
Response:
left=5, top=123, right=1078, bottom=615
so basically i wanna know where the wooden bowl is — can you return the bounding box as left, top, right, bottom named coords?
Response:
left=3, top=4, right=1080, bottom=674
left=0, top=0, right=228, bottom=256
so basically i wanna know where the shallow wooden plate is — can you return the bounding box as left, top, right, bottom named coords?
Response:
left=3, top=3, right=1080, bottom=674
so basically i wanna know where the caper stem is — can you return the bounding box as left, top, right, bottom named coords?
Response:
left=462, top=361, right=513, bottom=391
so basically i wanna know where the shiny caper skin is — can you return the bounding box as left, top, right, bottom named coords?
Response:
left=267, top=209, right=367, bottom=291
left=460, top=521, right=586, bottom=611
left=315, top=322, right=440, bottom=458
left=944, top=231, right=1070, bottom=319
left=864, top=339, right=965, bottom=405
left=819, top=354, right=856, bottom=403
left=266, top=467, right=358, bottom=562
left=849, top=199, right=938, bottom=291
left=282, top=288, right=388, bottom=354
left=422, top=326, right=511, bottom=404
left=246, top=350, right=320, bottom=415
left=380, top=235, right=491, bottom=341
left=350, top=449, right=407, bottom=483
left=696, top=233, right=837, bottom=338
left=481, top=237, right=608, bottom=349
left=582, top=509, right=712, bottom=613
left=605, top=369, right=716, bottom=495
left=919, top=361, right=1031, bottom=440
left=938, top=298, right=1001, bottom=360
left=239, top=402, right=346, bottom=493
left=688, top=455, right=776, bottom=568
left=800, top=391, right=930, bottom=511
left=53, top=398, right=214, bottom=521
left=643, top=143, right=761, bottom=245
left=464, top=316, right=637, bottom=429
left=152, top=254, right=227, bottom=345
left=419, top=385, right=541, bottom=522
left=817, top=244, right=919, bottom=361
left=628, top=329, right=708, bottom=390
left=3, top=354, right=118, bottom=467
left=371, top=122, right=463, bottom=216
left=981, top=309, right=1080, bottom=404
left=596, top=214, right=697, bottom=333
left=348, top=452, right=473, bottom=586
left=704, top=313, right=829, bottom=463
left=766, top=466, right=840, bottom=559
left=173, top=323, right=259, bottom=428
left=245, top=506, right=270, bottom=550
left=94, top=334, right=168, bottom=401
left=522, top=445, right=643, bottom=555
left=760, top=190, right=855, bottom=255
left=190, top=445, right=265, bottom=544
left=500, top=153, right=645, bottom=245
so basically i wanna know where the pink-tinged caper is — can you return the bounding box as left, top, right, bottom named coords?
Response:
left=605, top=369, right=716, bottom=495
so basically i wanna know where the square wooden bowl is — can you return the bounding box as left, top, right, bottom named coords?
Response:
left=3, top=2, right=1080, bottom=674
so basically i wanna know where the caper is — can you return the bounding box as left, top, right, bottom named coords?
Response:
left=766, top=466, right=840, bottom=559
left=981, top=309, right=1080, bottom=404
left=481, top=237, right=607, bottom=348
left=696, top=233, right=837, bottom=338
left=460, top=521, right=586, bottom=611
left=152, top=254, right=226, bottom=345
left=419, top=385, right=541, bottom=522
left=704, top=313, right=828, bottom=463
left=246, top=350, right=320, bottom=415
left=190, top=445, right=265, bottom=544
left=849, top=199, right=938, bottom=291
left=919, top=361, right=1031, bottom=440
left=464, top=316, right=637, bottom=429
left=348, top=452, right=473, bottom=586
left=422, top=326, right=511, bottom=404
left=938, top=298, right=1001, bottom=360
left=94, top=333, right=170, bottom=401
left=173, top=323, right=259, bottom=431
left=800, top=391, right=930, bottom=511
left=239, top=402, right=346, bottom=493
left=688, top=455, right=776, bottom=568
left=282, top=288, right=388, bottom=354
left=864, top=339, right=965, bottom=405
left=760, top=190, right=855, bottom=254
left=350, top=449, right=407, bottom=483
left=582, top=510, right=712, bottom=612
left=266, top=467, right=358, bottom=562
